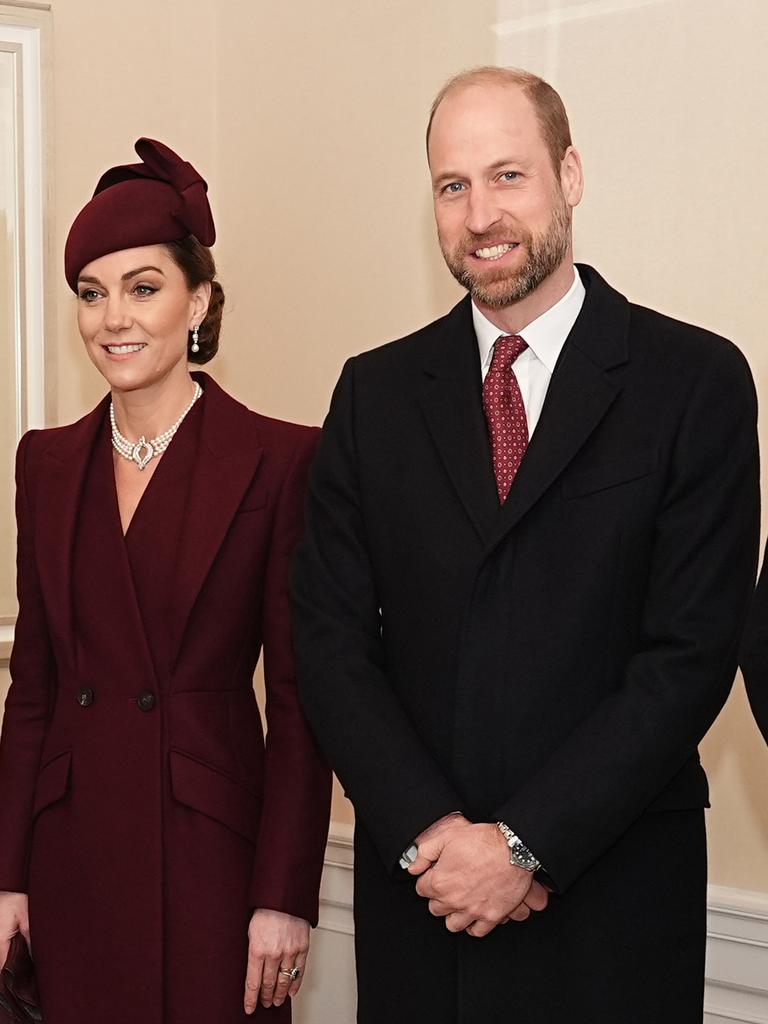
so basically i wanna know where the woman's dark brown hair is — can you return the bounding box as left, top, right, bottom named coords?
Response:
left=165, top=235, right=225, bottom=365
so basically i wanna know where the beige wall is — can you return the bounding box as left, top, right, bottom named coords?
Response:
left=51, top=0, right=218, bottom=422
left=2, top=0, right=766, bottom=890
left=51, top=0, right=490, bottom=427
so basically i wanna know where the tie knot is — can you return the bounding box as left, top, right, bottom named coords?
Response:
left=492, top=335, right=528, bottom=372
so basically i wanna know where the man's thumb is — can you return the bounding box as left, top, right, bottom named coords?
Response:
left=407, top=836, right=443, bottom=875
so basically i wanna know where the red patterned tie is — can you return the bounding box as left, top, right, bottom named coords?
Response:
left=483, top=335, right=529, bottom=503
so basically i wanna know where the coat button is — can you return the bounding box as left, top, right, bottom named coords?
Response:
left=137, top=691, right=156, bottom=712
left=76, top=687, right=94, bottom=708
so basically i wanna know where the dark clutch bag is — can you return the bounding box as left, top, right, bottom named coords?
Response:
left=0, top=934, right=41, bottom=1023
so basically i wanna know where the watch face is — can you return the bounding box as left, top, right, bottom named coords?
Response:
left=511, top=844, right=539, bottom=871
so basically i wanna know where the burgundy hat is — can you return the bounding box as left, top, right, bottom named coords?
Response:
left=64, top=137, right=216, bottom=292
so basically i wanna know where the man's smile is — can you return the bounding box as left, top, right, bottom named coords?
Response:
left=472, top=242, right=520, bottom=261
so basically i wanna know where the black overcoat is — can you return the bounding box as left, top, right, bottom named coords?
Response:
left=292, top=266, right=760, bottom=1023
left=739, top=545, right=768, bottom=743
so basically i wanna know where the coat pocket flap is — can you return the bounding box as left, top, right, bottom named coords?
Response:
left=32, top=750, right=72, bottom=818
left=237, top=487, right=268, bottom=513
left=169, top=749, right=260, bottom=844
left=561, top=448, right=659, bottom=499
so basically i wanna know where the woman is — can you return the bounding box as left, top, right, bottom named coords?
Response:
left=0, top=138, right=331, bottom=1023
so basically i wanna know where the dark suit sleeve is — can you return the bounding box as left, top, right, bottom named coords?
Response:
left=494, top=343, right=760, bottom=893
left=248, top=430, right=332, bottom=926
left=292, top=360, right=465, bottom=870
left=739, top=543, right=768, bottom=744
left=0, top=432, right=56, bottom=892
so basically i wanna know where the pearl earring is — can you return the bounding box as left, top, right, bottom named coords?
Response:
left=190, top=325, right=200, bottom=354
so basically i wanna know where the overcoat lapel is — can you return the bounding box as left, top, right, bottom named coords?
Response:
left=417, top=269, right=631, bottom=550
left=482, top=265, right=631, bottom=557
left=78, top=426, right=160, bottom=687
left=169, top=373, right=263, bottom=665
left=36, top=398, right=110, bottom=669
left=418, top=298, right=500, bottom=541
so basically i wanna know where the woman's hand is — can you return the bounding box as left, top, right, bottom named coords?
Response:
left=0, top=891, right=29, bottom=967
left=243, top=908, right=310, bottom=1014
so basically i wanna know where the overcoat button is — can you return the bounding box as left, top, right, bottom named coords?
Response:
left=76, top=687, right=94, bottom=708
left=137, top=691, right=156, bottom=712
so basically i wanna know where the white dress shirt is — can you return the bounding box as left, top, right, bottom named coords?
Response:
left=473, top=267, right=586, bottom=437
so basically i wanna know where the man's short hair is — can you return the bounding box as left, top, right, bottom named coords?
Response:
left=426, top=66, right=573, bottom=175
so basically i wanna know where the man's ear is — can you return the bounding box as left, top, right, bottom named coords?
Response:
left=560, top=146, right=584, bottom=209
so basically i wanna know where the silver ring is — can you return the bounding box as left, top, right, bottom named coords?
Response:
left=279, top=967, right=301, bottom=981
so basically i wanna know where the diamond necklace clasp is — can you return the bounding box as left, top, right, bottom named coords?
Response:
left=131, top=437, right=155, bottom=471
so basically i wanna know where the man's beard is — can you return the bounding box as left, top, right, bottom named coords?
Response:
left=440, top=195, right=571, bottom=309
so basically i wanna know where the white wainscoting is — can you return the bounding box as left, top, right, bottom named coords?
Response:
left=705, top=887, right=768, bottom=1024
left=294, top=823, right=356, bottom=1024
left=298, top=827, right=768, bottom=1024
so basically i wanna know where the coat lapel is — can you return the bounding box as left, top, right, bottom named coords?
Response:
left=418, top=297, right=500, bottom=542
left=36, top=399, right=110, bottom=669
left=482, top=264, right=631, bottom=557
left=169, top=373, right=263, bottom=665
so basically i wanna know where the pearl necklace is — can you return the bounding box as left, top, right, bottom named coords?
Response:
left=110, top=381, right=203, bottom=470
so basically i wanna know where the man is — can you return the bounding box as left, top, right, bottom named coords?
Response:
left=292, top=67, right=760, bottom=1023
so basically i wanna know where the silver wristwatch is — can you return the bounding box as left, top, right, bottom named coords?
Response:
left=496, top=821, right=541, bottom=872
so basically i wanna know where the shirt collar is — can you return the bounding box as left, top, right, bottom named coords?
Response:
left=473, top=266, right=586, bottom=375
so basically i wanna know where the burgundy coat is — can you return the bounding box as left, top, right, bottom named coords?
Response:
left=0, top=373, right=331, bottom=1024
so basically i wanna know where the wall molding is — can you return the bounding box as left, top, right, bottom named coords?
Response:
left=705, top=887, right=768, bottom=1023
left=0, top=3, right=54, bottom=641
left=0, top=3, right=51, bottom=12
left=0, top=13, right=48, bottom=436
left=318, top=822, right=354, bottom=936
left=297, top=822, right=356, bottom=1024
left=494, top=0, right=667, bottom=38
